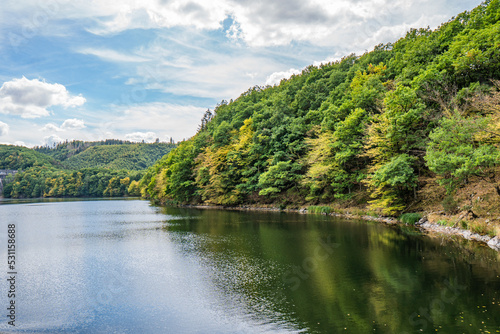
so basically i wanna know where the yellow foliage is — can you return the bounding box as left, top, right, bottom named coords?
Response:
left=301, top=129, right=336, bottom=198
left=368, top=188, right=405, bottom=216
left=235, top=118, right=254, bottom=150
left=193, top=118, right=255, bottom=204
left=120, top=177, right=130, bottom=186
left=363, top=113, right=392, bottom=170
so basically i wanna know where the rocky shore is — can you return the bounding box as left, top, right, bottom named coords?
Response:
left=414, top=217, right=500, bottom=252
left=179, top=204, right=500, bottom=252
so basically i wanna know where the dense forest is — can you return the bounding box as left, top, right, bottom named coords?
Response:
left=0, top=141, right=176, bottom=198
left=0, top=144, right=60, bottom=169
left=140, top=1, right=500, bottom=231
left=34, top=139, right=176, bottom=170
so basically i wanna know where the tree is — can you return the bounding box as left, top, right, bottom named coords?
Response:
left=128, top=180, right=141, bottom=196
left=369, top=154, right=418, bottom=214
left=425, top=113, right=500, bottom=193
left=364, top=85, right=425, bottom=214
left=258, top=161, right=302, bottom=197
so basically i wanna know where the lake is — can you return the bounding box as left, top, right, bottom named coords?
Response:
left=0, top=199, right=499, bottom=333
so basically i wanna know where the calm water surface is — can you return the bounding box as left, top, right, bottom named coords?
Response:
left=0, top=199, right=499, bottom=333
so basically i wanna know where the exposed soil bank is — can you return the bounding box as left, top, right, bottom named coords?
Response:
left=178, top=204, right=500, bottom=252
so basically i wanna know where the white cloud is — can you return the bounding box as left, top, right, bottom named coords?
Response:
left=125, top=131, right=158, bottom=143
left=313, top=54, right=344, bottom=67
left=78, top=48, right=150, bottom=63
left=1, top=0, right=478, bottom=49
left=41, top=123, right=62, bottom=132
left=132, top=50, right=285, bottom=100
left=61, top=118, right=86, bottom=130
left=0, top=77, right=86, bottom=118
left=0, top=121, right=9, bottom=136
left=43, top=134, right=64, bottom=147
left=40, top=119, right=86, bottom=132
left=265, top=68, right=302, bottom=86
left=79, top=0, right=476, bottom=49
left=86, top=1, right=227, bottom=35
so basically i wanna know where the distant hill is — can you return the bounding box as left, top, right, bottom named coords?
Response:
left=60, top=143, right=176, bottom=170
left=0, top=144, right=59, bottom=170
left=34, top=140, right=177, bottom=170
left=2, top=140, right=177, bottom=198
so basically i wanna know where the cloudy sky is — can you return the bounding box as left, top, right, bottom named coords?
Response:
left=0, top=0, right=480, bottom=147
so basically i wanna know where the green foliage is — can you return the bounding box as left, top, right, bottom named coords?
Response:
left=367, top=154, right=418, bottom=215
left=143, top=140, right=200, bottom=203
left=308, top=206, right=333, bottom=214
left=58, top=143, right=175, bottom=170
left=3, top=166, right=143, bottom=198
left=399, top=213, right=422, bottom=225
left=365, top=85, right=425, bottom=164
left=1, top=141, right=173, bottom=198
left=437, top=220, right=450, bottom=226
left=0, top=145, right=58, bottom=169
left=425, top=114, right=500, bottom=193
left=128, top=180, right=141, bottom=197
left=364, top=85, right=425, bottom=214
left=371, top=155, right=418, bottom=189
left=258, top=161, right=302, bottom=197
left=303, top=108, right=368, bottom=201
left=460, top=220, right=469, bottom=229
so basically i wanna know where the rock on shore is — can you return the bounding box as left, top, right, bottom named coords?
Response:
left=488, top=237, right=500, bottom=251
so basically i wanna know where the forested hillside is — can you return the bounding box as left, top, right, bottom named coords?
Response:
left=34, top=140, right=176, bottom=170
left=1, top=141, right=176, bottom=198
left=141, top=0, right=500, bottom=226
left=0, top=144, right=59, bottom=169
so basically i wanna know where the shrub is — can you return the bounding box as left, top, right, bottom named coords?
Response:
left=399, top=213, right=422, bottom=225
left=308, top=206, right=332, bottom=214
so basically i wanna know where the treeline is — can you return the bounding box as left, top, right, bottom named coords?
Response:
left=2, top=167, right=143, bottom=198
left=141, top=0, right=500, bottom=216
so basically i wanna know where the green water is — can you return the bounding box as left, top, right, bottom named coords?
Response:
left=162, top=206, right=500, bottom=333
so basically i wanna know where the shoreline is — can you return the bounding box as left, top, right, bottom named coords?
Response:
left=178, top=204, right=500, bottom=252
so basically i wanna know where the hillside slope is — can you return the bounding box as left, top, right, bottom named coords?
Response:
left=1, top=141, right=176, bottom=198
left=0, top=144, right=58, bottom=170
left=60, top=143, right=176, bottom=170
left=35, top=140, right=176, bottom=170
left=141, top=0, right=500, bottom=235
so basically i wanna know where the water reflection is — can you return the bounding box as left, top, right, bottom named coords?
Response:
left=0, top=201, right=498, bottom=333
left=161, top=206, right=500, bottom=333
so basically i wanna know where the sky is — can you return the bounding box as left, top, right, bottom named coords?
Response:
left=0, top=0, right=481, bottom=147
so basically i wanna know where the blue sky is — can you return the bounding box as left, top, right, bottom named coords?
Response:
left=0, top=0, right=480, bottom=147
